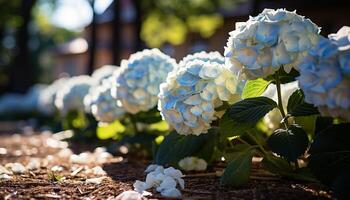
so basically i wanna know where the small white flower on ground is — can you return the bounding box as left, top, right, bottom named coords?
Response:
left=91, top=166, right=107, bottom=175
left=116, top=190, right=151, bottom=200
left=133, top=164, right=184, bottom=197
left=0, top=174, right=12, bottom=180
left=51, top=165, right=64, bottom=172
left=26, top=158, right=41, bottom=170
left=57, top=148, right=73, bottom=158
left=0, top=165, right=12, bottom=175
left=0, top=147, right=8, bottom=155
left=160, top=188, right=182, bottom=198
left=179, top=157, right=208, bottom=171
left=5, top=163, right=26, bottom=174
left=85, top=176, right=107, bottom=184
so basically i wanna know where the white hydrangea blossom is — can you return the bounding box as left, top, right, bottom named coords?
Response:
left=90, top=77, right=125, bottom=123
left=262, top=81, right=299, bottom=130
left=299, top=26, right=350, bottom=121
left=55, top=75, right=95, bottom=115
left=225, top=8, right=320, bottom=79
left=133, top=164, right=184, bottom=198
left=37, top=77, right=69, bottom=115
left=91, top=65, right=117, bottom=85
left=158, top=51, right=242, bottom=135
left=178, top=157, right=207, bottom=171
left=0, top=84, right=46, bottom=115
left=85, top=65, right=117, bottom=113
left=112, top=49, right=176, bottom=114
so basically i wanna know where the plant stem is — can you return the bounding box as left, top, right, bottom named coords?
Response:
left=128, top=114, right=139, bottom=134
left=275, top=70, right=289, bottom=128
left=246, top=131, right=268, bottom=155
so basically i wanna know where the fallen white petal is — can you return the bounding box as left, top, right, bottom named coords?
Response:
left=85, top=176, right=107, bottom=184
left=0, top=174, right=12, bottom=180
left=6, top=163, right=26, bottom=174
left=26, top=158, right=41, bottom=170
left=115, top=191, right=143, bottom=200
left=160, top=188, right=181, bottom=198
left=51, top=165, right=64, bottom=172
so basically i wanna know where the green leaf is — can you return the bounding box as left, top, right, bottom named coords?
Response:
left=267, top=124, right=309, bottom=162
left=242, top=78, right=272, bottom=99
left=262, top=153, right=318, bottom=182
left=227, top=97, right=277, bottom=123
left=220, top=148, right=253, bottom=186
left=156, top=130, right=216, bottom=165
left=219, top=112, right=255, bottom=137
left=262, top=153, right=293, bottom=174
left=96, top=120, right=126, bottom=140
left=309, top=123, right=350, bottom=186
left=287, top=89, right=319, bottom=117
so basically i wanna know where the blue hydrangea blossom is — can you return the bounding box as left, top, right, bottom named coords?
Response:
left=112, top=49, right=176, bottom=114
left=90, top=77, right=125, bottom=123
left=225, top=8, right=320, bottom=79
left=158, top=52, right=242, bottom=135
left=299, top=26, right=350, bottom=121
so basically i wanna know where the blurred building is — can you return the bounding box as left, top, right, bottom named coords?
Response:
left=52, top=0, right=350, bottom=79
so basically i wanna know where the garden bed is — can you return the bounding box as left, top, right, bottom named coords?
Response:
left=0, top=132, right=335, bottom=200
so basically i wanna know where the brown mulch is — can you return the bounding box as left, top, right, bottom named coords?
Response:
left=0, top=132, right=335, bottom=200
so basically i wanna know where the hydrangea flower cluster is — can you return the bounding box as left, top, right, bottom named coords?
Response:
left=299, top=26, right=350, bottom=121
left=225, top=8, right=320, bottom=79
left=112, top=49, right=176, bottom=114
left=37, top=77, right=69, bottom=115
left=55, top=75, right=95, bottom=115
left=91, top=65, right=117, bottom=85
left=84, top=65, right=117, bottom=113
left=158, top=51, right=242, bottom=135
left=89, top=77, right=125, bottom=123
left=178, top=156, right=207, bottom=171
left=133, top=164, right=184, bottom=198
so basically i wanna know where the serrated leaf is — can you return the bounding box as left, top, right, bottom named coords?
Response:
left=220, top=148, right=252, bottom=186
left=227, top=97, right=277, bottom=123
left=242, top=78, right=272, bottom=99
left=287, top=89, right=319, bottom=117
left=156, top=130, right=216, bottom=165
left=219, top=112, right=255, bottom=137
left=267, top=124, right=309, bottom=162
left=309, top=123, right=350, bottom=186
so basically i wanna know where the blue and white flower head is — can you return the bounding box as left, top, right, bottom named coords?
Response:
left=37, top=77, right=69, bottom=115
left=90, top=77, right=125, bottom=123
left=84, top=65, right=117, bottom=113
left=91, top=65, right=117, bottom=85
left=55, top=75, right=95, bottom=115
left=112, top=49, right=176, bottom=114
left=299, top=26, right=350, bottom=121
left=158, top=52, right=242, bottom=135
left=225, top=8, right=320, bottom=79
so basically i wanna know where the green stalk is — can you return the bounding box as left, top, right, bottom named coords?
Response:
left=275, top=70, right=289, bottom=129
left=128, top=114, right=139, bottom=134
left=246, top=131, right=268, bottom=155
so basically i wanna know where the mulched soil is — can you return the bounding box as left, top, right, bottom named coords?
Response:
left=0, top=131, right=335, bottom=200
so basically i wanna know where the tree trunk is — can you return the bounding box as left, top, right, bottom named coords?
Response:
left=134, top=0, right=142, bottom=51
left=87, top=0, right=96, bottom=75
left=112, top=0, right=121, bottom=65
left=9, top=0, right=36, bottom=93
